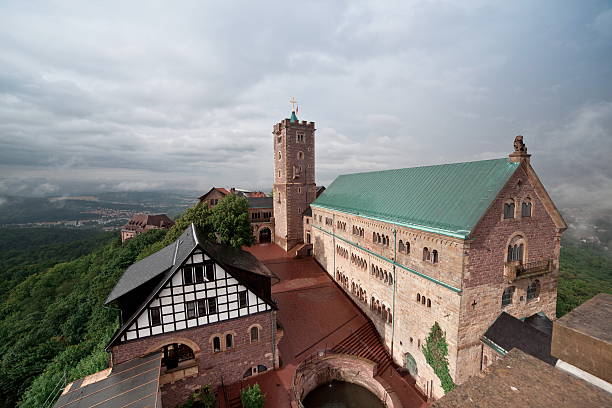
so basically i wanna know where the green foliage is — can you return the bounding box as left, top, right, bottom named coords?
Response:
left=240, top=384, right=265, bottom=408
left=0, top=229, right=166, bottom=408
left=556, top=242, right=612, bottom=317
left=422, top=322, right=455, bottom=393
left=210, top=195, right=254, bottom=248
left=178, top=384, right=216, bottom=408
left=162, top=203, right=212, bottom=246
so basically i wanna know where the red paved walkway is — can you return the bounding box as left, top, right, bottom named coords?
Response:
left=219, top=243, right=427, bottom=408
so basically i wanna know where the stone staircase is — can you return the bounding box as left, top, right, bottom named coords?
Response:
left=331, top=320, right=395, bottom=375
left=287, top=243, right=312, bottom=259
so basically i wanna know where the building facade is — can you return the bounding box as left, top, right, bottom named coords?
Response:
left=121, top=213, right=174, bottom=242
left=273, top=112, right=317, bottom=250
left=308, top=138, right=566, bottom=399
left=105, top=224, right=279, bottom=406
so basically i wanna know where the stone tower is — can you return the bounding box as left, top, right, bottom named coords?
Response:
left=272, top=109, right=316, bottom=251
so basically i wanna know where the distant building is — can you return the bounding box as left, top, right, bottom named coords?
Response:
left=198, top=187, right=275, bottom=244
left=121, top=213, right=175, bottom=242
left=104, top=224, right=280, bottom=407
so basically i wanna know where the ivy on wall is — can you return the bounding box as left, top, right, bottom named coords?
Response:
left=422, top=322, right=456, bottom=393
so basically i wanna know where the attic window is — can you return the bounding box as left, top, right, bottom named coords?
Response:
left=239, top=291, right=248, bottom=308
left=194, top=266, right=204, bottom=283
left=183, top=267, right=193, bottom=284
left=149, top=307, right=161, bottom=326
left=205, top=263, right=215, bottom=281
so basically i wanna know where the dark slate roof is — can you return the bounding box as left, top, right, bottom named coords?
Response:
left=303, top=207, right=312, bottom=216
left=54, top=353, right=161, bottom=408
left=524, top=311, right=553, bottom=336
left=105, top=227, right=192, bottom=304
left=313, top=158, right=519, bottom=238
left=483, top=312, right=557, bottom=365
left=202, top=241, right=276, bottom=279
left=247, top=196, right=273, bottom=209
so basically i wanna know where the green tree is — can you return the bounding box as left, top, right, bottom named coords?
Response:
left=422, top=322, right=455, bottom=393
left=162, top=203, right=213, bottom=246
left=210, top=195, right=254, bottom=248
left=240, top=384, right=265, bottom=408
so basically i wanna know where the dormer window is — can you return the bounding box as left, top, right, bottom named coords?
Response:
left=504, top=201, right=515, bottom=219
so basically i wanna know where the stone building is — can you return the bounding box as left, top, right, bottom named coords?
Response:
left=104, top=224, right=280, bottom=406
left=308, top=137, right=567, bottom=399
left=272, top=110, right=318, bottom=250
left=121, top=213, right=175, bottom=242
left=198, top=187, right=274, bottom=244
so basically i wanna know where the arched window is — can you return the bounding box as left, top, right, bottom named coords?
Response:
left=417, top=293, right=421, bottom=302
left=388, top=274, right=393, bottom=285
left=502, top=286, right=515, bottom=307
left=377, top=233, right=381, bottom=243
left=521, top=199, right=532, bottom=217
left=432, top=250, right=439, bottom=264
left=388, top=311, right=392, bottom=323
left=504, top=201, right=515, bottom=219
left=507, top=235, right=526, bottom=263
left=257, top=365, right=268, bottom=373
left=225, top=333, right=233, bottom=349
left=250, top=326, right=259, bottom=342
left=422, top=296, right=426, bottom=305
left=423, top=247, right=430, bottom=261
left=371, top=296, right=375, bottom=308
left=384, top=271, right=388, bottom=283
left=406, top=242, right=411, bottom=254
left=427, top=299, right=431, bottom=308
left=399, top=240, right=405, bottom=252
left=298, top=151, right=304, bottom=160
left=527, top=280, right=540, bottom=301
left=278, top=151, right=282, bottom=160
left=243, top=367, right=253, bottom=378
left=213, top=336, right=221, bottom=352
left=373, top=232, right=376, bottom=242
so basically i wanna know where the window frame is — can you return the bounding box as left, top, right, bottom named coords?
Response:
left=149, top=306, right=162, bottom=326
left=238, top=291, right=248, bottom=308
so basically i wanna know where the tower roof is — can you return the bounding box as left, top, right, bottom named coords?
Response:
left=290, top=110, right=298, bottom=123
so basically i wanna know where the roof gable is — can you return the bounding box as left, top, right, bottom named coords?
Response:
left=313, top=158, right=520, bottom=237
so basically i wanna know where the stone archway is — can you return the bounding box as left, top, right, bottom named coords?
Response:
left=259, top=227, right=272, bottom=243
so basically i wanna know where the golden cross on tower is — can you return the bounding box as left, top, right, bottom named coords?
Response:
left=289, top=97, right=298, bottom=112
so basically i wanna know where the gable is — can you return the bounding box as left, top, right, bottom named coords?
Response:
left=312, top=158, right=520, bottom=238
left=112, top=246, right=273, bottom=345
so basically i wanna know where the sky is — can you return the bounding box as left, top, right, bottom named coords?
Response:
left=1, top=0, right=611, bottom=215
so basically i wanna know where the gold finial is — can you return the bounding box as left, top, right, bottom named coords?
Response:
left=289, top=97, right=298, bottom=112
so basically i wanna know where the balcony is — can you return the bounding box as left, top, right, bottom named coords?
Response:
left=504, top=259, right=553, bottom=282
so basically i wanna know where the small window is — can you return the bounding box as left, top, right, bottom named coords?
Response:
left=416, top=293, right=421, bottom=302
left=298, top=151, right=304, bottom=160
left=194, top=266, right=204, bottom=283
left=399, top=240, right=405, bottom=253
left=197, top=299, right=207, bottom=317
left=213, top=336, right=221, bottom=352
left=432, top=250, right=439, bottom=264
left=208, top=297, right=217, bottom=315
left=205, top=263, right=215, bottom=281
left=522, top=201, right=532, bottom=217
left=527, top=280, right=540, bottom=301
left=502, top=286, right=515, bottom=307
left=388, top=273, right=393, bottom=285
left=504, top=202, right=515, bottom=219
left=150, top=307, right=161, bottom=326
left=423, top=247, right=430, bottom=261
left=225, top=333, right=233, bottom=349
left=277, top=135, right=282, bottom=143
left=427, top=299, right=431, bottom=308
left=239, top=291, right=248, bottom=308
left=278, top=151, right=282, bottom=160
left=257, top=364, right=267, bottom=373
left=406, top=242, right=411, bottom=254
left=186, top=301, right=197, bottom=319
left=243, top=368, right=253, bottom=378
left=250, top=326, right=259, bottom=342
left=297, top=133, right=305, bottom=142
left=183, top=267, right=193, bottom=284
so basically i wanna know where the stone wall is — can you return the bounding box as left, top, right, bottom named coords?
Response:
left=111, top=311, right=277, bottom=407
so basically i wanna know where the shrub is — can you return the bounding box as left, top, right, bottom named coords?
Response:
left=240, top=384, right=265, bottom=408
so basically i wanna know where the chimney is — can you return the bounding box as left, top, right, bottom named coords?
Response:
left=509, top=135, right=531, bottom=164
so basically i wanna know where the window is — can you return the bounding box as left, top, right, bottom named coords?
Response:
left=432, top=250, right=439, bottom=264
left=399, top=240, right=405, bottom=252
left=504, top=202, right=515, bottom=219
left=213, top=336, right=221, bottom=352
left=250, top=326, right=259, bottom=342
left=527, top=280, right=540, bottom=301
left=507, top=243, right=525, bottom=262
left=277, top=135, right=282, bottom=143
left=502, top=286, right=515, bottom=307
left=225, top=333, right=233, bottom=349
left=205, top=263, right=215, bottom=281
left=194, top=266, right=204, bottom=283
left=197, top=299, right=207, bottom=317
left=186, top=301, right=197, bottom=319
left=208, top=297, right=217, bottom=314
left=427, top=299, right=431, bottom=308
left=298, top=151, right=304, bottom=160
left=278, top=151, right=282, bottom=160
left=257, top=365, right=267, bottom=373
left=239, top=291, right=248, bottom=308
left=388, top=273, right=393, bottom=285
left=416, top=293, right=421, bottom=302
left=406, top=242, right=411, bottom=254
left=243, top=368, right=253, bottom=378
left=297, top=132, right=305, bottom=142
left=150, top=307, right=161, bottom=326
left=423, top=247, right=430, bottom=261
left=522, top=200, right=532, bottom=217
left=183, top=267, right=193, bottom=284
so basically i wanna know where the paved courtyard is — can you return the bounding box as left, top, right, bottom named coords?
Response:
left=219, top=243, right=427, bottom=408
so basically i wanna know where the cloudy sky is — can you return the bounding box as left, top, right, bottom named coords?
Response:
left=1, top=0, right=611, bottom=212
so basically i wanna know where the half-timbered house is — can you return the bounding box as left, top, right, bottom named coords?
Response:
left=104, top=223, right=280, bottom=406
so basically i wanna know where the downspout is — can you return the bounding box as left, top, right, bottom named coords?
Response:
left=391, top=229, right=397, bottom=357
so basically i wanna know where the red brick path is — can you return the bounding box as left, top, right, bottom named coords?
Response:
left=218, top=243, right=427, bottom=408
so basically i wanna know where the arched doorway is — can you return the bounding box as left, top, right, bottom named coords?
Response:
left=259, top=227, right=271, bottom=243
left=161, top=343, right=195, bottom=371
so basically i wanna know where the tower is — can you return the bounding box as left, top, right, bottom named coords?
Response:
left=273, top=102, right=316, bottom=250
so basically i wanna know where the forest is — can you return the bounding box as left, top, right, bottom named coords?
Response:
left=0, top=202, right=610, bottom=407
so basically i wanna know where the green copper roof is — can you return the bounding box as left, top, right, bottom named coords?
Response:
left=312, top=158, right=519, bottom=238
left=290, top=110, right=298, bottom=123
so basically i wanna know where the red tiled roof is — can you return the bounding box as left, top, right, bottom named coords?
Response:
left=122, top=213, right=174, bottom=232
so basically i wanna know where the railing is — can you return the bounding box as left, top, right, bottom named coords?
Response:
left=40, top=371, right=66, bottom=408
left=516, top=259, right=552, bottom=277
